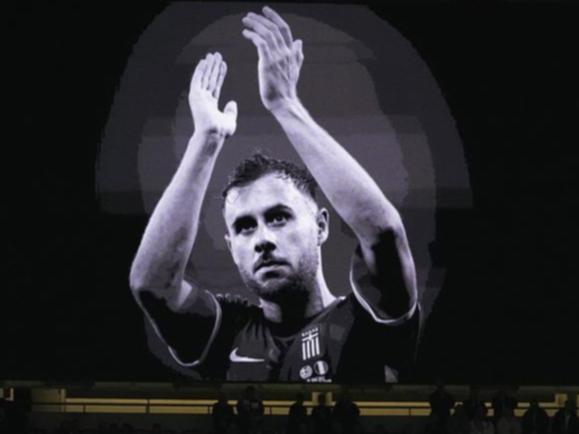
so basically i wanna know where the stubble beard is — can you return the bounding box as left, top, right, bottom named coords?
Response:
left=241, top=251, right=320, bottom=304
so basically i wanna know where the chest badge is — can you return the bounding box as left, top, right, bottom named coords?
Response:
left=313, top=360, right=329, bottom=376
left=299, top=365, right=313, bottom=380
left=301, top=326, right=321, bottom=360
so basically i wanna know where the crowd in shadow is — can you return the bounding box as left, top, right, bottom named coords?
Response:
left=211, top=386, right=361, bottom=434
left=1, top=384, right=577, bottom=434
left=426, top=383, right=577, bottom=434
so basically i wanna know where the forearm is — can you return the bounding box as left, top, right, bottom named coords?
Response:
left=129, top=131, right=225, bottom=308
left=271, top=99, right=402, bottom=242
left=240, top=6, right=417, bottom=317
left=273, top=99, right=417, bottom=314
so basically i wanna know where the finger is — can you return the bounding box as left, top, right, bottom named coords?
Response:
left=293, top=39, right=304, bottom=66
left=224, top=100, right=238, bottom=133
left=224, top=100, right=238, bottom=118
left=201, top=53, right=214, bottom=89
left=207, top=52, right=222, bottom=93
left=242, top=29, right=271, bottom=62
left=246, top=12, right=287, bottom=50
left=192, top=58, right=207, bottom=86
left=262, top=6, right=293, bottom=47
left=242, top=15, right=280, bottom=52
left=214, top=61, right=227, bottom=100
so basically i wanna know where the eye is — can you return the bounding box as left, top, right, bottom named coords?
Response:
left=239, top=224, right=255, bottom=234
left=235, top=218, right=256, bottom=234
left=269, top=212, right=289, bottom=226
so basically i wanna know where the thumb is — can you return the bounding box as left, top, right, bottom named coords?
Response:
left=224, top=100, right=238, bottom=118
left=293, top=39, right=303, bottom=63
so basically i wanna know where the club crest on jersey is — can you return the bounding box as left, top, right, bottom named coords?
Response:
left=313, top=360, right=329, bottom=376
left=299, top=365, right=313, bottom=380
left=301, top=326, right=320, bottom=360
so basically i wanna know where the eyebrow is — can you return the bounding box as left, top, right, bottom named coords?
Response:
left=264, top=204, right=294, bottom=216
left=231, top=203, right=294, bottom=231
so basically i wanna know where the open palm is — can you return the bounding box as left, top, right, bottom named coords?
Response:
left=189, top=52, right=237, bottom=137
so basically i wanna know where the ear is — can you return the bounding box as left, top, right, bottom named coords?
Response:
left=316, top=208, right=330, bottom=245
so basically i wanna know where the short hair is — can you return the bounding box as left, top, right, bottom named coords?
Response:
left=221, top=152, right=318, bottom=204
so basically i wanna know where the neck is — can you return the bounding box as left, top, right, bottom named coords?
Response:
left=260, top=266, right=335, bottom=325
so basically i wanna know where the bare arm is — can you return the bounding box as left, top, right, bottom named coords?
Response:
left=242, top=7, right=417, bottom=320
left=129, top=52, right=237, bottom=359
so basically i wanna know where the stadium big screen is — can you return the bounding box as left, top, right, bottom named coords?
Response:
left=4, top=2, right=577, bottom=385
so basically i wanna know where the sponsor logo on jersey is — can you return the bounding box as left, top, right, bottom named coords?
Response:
left=229, top=347, right=265, bottom=363
left=301, top=327, right=320, bottom=360
left=299, top=365, right=313, bottom=380
left=313, top=360, right=329, bottom=376
left=307, top=376, right=332, bottom=383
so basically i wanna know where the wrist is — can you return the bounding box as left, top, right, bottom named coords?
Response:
left=189, top=129, right=227, bottom=156
left=194, top=124, right=229, bottom=140
left=268, top=96, right=305, bottom=119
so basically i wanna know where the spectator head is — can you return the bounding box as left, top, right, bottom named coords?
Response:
left=374, top=424, right=387, bottom=434
left=295, top=392, right=305, bottom=404
left=469, top=385, right=481, bottom=399
left=340, top=388, right=352, bottom=401
left=454, top=404, right=465, bottom=417
left=218, top=390, right=228, bottom=403
left=121, top=422, right=135, bottom=433
left=473, top=404, right=487, bottom=421
left=244, top=385, right=256, bottom=399
left=504, top=406, right=515, bottom=418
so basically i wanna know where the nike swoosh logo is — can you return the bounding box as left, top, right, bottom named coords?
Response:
left=229, top=347, right=265, bottom=363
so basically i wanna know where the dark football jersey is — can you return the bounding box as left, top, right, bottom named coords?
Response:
left=174, top=291, right=420, bottom=383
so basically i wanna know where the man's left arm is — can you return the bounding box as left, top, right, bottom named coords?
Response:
left=242, top=6, right=417, bottom=321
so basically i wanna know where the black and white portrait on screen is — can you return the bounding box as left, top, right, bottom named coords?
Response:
left=96, top=3, right=471, bottom=382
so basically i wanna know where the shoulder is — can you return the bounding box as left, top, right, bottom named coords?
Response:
left=189, top=292, right=263, bottom=379
left=214, top=292, right=261, bottom=320
left=328, top=293, right=420, bottom=329
left=317, top=292, right=420, bottom=349
left=214, top=292, right=253, bottom=307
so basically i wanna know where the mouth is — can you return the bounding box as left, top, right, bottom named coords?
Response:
left=254, top=259, right=288, bottom=273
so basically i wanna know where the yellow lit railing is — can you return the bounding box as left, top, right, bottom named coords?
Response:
left=21, top=390, right=571, bottom=417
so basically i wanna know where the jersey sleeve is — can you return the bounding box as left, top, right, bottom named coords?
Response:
left=138, top=285, right=222, bottom=373
left=185, top=292, right=258, bottom=380
left=144, top=287, right=254, bottom=379
left=349, top=244, right=418, bottom=325
left=336, top=293, right=421, bottom=383
left=336, top=246, right=421, bottom=382
left=165, top=289, right=223, bottom=368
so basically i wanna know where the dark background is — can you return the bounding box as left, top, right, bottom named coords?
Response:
left=4, top=1, right=577, bottom=385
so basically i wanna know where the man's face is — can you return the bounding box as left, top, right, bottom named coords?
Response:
left=223, top=173, right=328, bottom=301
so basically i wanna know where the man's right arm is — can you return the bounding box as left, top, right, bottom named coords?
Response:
left=129, top=52, right=237, bottom=364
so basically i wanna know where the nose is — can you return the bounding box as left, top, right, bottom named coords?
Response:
left=254, top=226, right=276, bottom=254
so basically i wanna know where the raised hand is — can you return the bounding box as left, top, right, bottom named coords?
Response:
left=189, top=52, right=238, bottom=137
left=242, top=6, right=304, bottom=112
